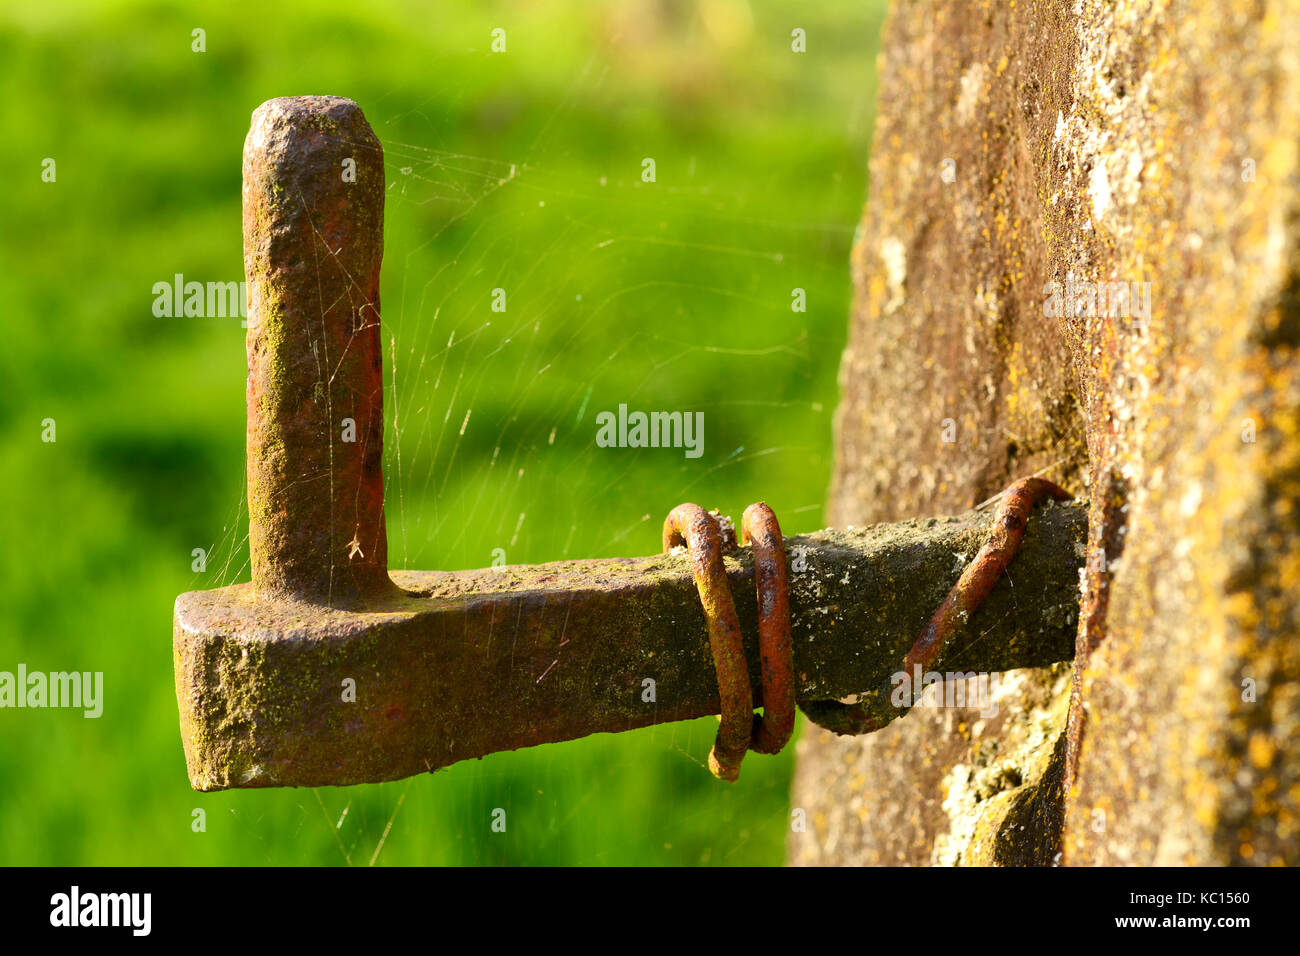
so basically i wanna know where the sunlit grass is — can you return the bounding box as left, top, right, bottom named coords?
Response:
left=0, top=0, right=883, bottom=865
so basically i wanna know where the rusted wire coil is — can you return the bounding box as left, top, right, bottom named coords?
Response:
left=741, top=503, right=795, bottom=755
left=663, top=501, right=795, bottom=780
left=663, top=504, right=754, bottom=781
left=801, top=476, right=1073, bottom=736
left=665, top=477, right=1071, bottom=771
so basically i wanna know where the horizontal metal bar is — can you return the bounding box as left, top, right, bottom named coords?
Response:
left=174, top=500, right=1085, bottom=790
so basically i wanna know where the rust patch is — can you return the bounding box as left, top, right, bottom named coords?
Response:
left=741, top=502, right=795, bottom=755
left=664, top=503, right=753, bottom=781
left=242, top=95, right=392, bottom=605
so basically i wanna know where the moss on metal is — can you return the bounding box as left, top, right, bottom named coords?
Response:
left=174, top=501, right=1084, bottom=791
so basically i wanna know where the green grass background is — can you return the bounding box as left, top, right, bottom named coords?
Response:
left=0, top=0, right=883, bottom=865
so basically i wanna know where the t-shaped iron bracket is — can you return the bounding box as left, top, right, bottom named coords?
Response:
left=172, top=97, right=1085, bottom=792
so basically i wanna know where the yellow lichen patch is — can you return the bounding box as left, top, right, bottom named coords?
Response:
left=800, top=0, right=1300, bottom=867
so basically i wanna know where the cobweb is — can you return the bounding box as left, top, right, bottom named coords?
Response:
left=189, top=22, right=875, bottom=866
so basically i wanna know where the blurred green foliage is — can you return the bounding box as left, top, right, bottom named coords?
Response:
left=0, top=0, right=882, bottom=864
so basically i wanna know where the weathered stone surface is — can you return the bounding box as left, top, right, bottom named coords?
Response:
left=792, top=0, right=1300, bottom=865
left=789, top=664, right=1071, bottom=866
